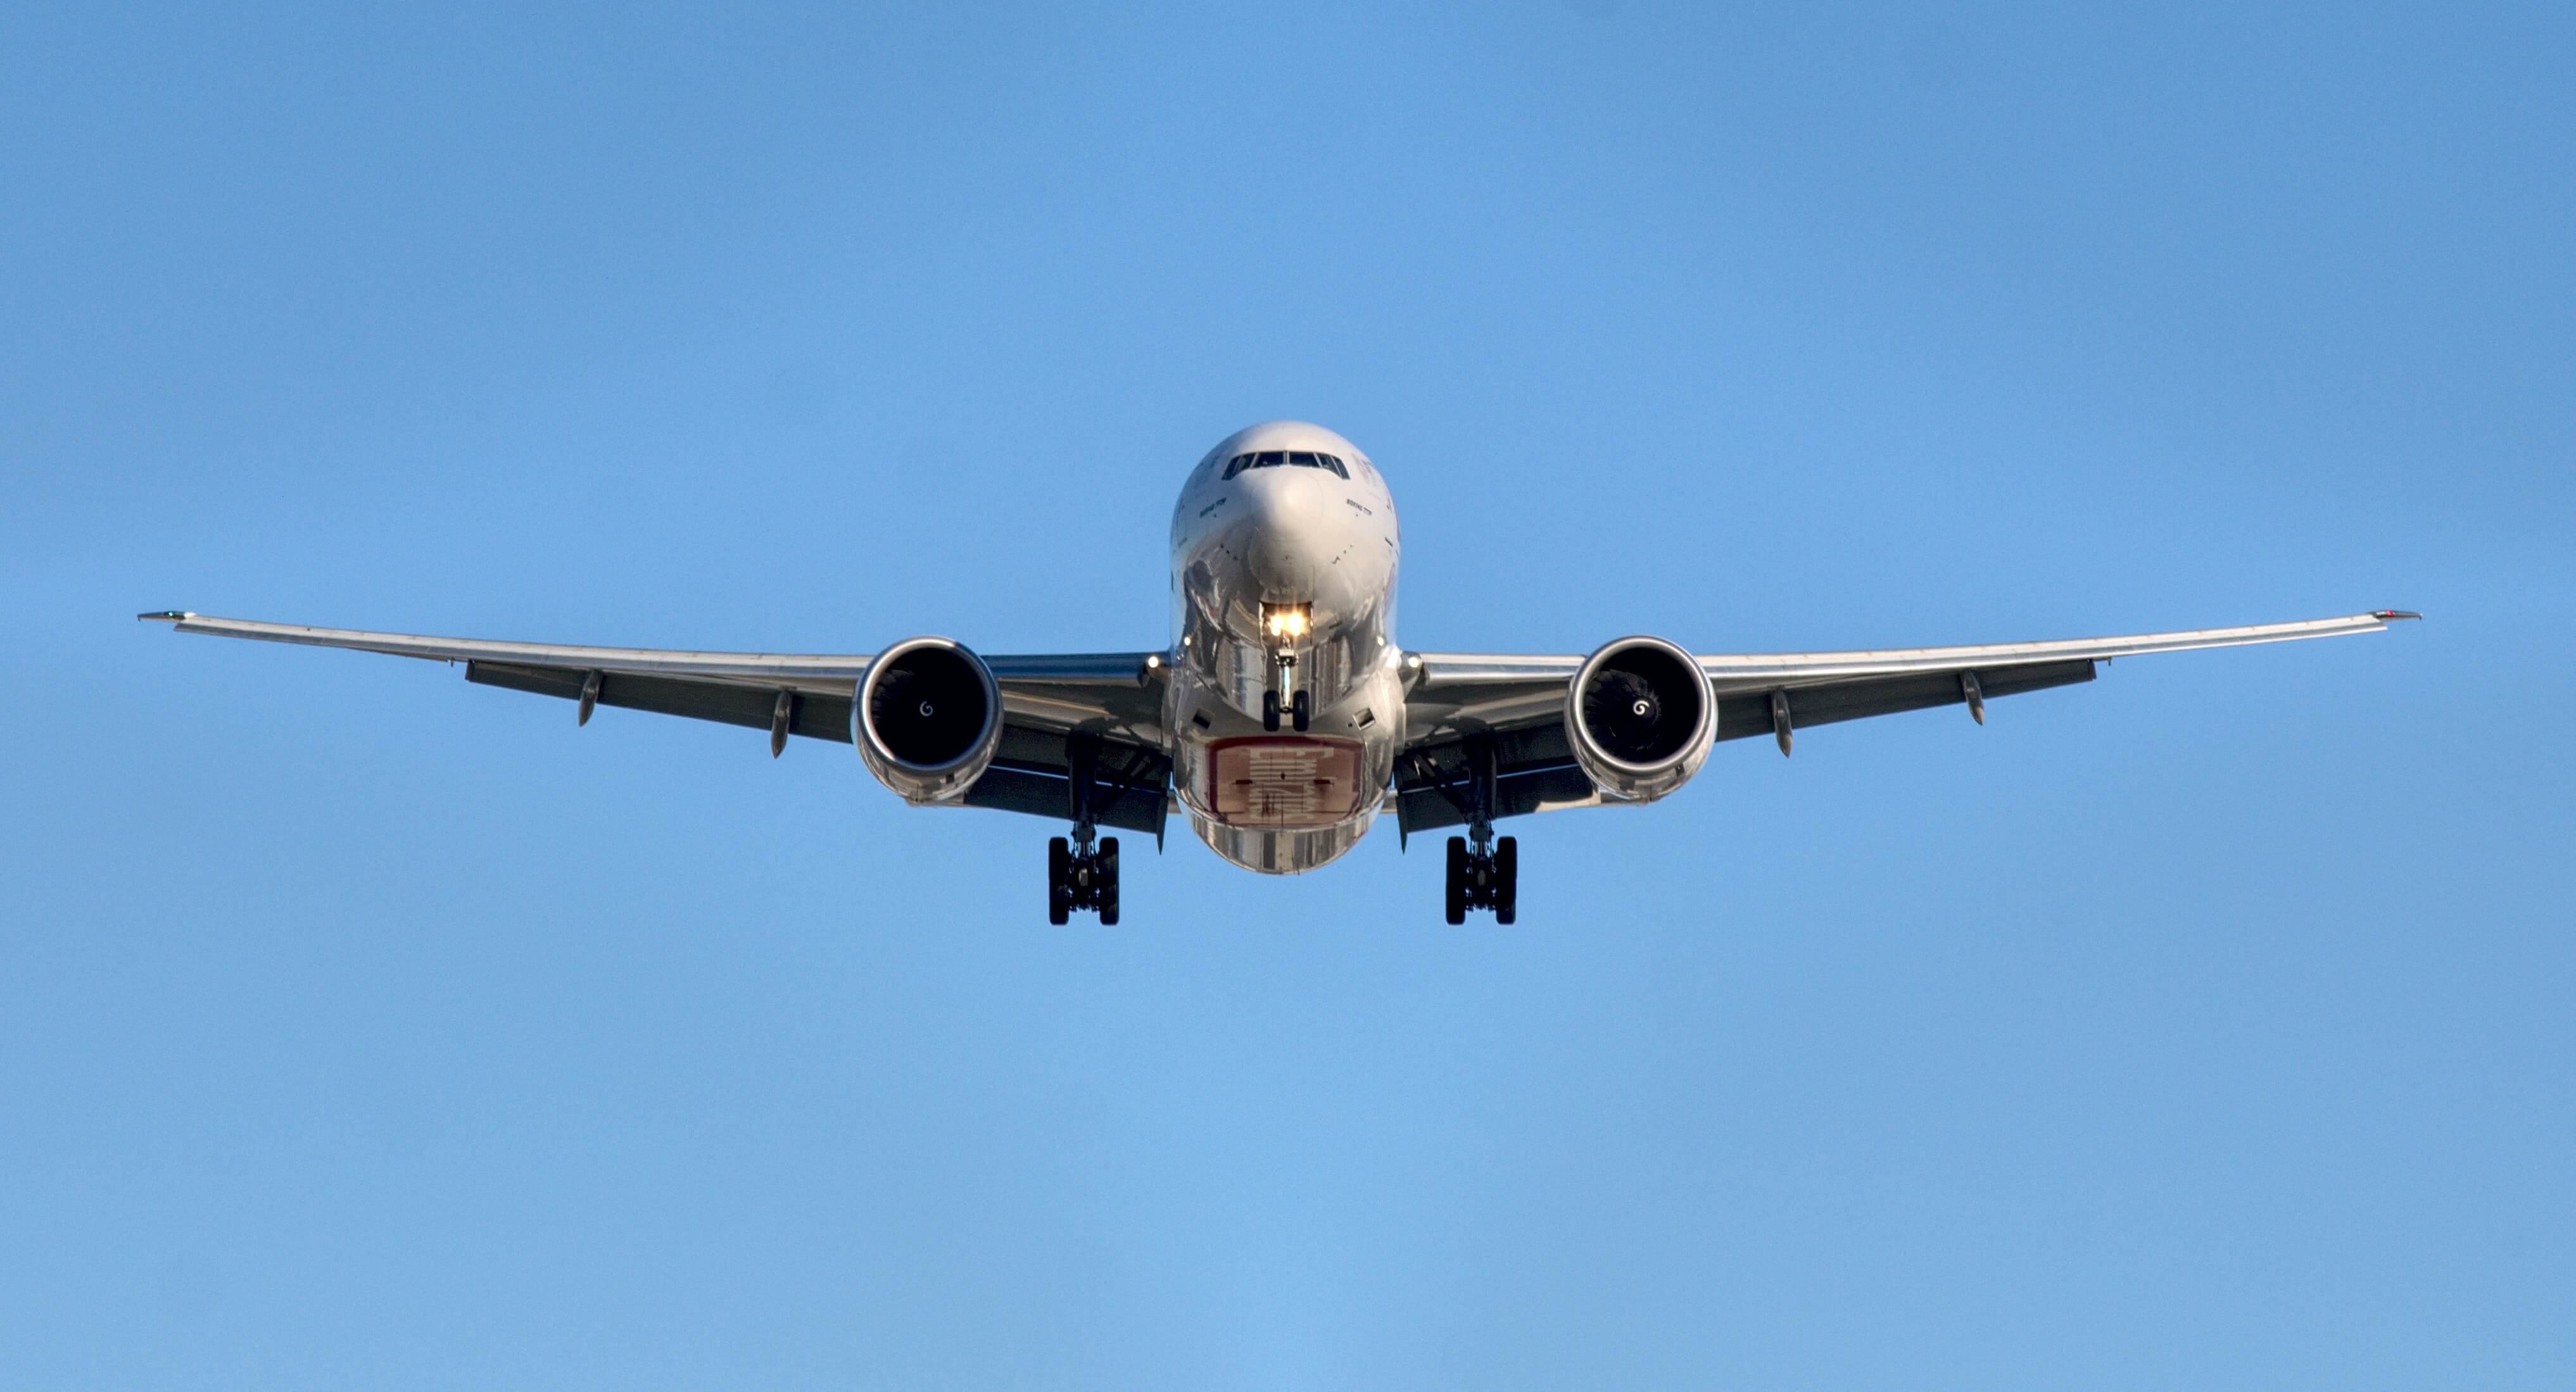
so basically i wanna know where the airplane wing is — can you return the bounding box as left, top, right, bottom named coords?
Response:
left=141, top=611, right=1174, bottom=834
left=1392, top=611, right=2416, bottom=837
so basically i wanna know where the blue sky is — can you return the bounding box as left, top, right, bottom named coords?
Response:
left=4, top=3, right=2570, bottom=1386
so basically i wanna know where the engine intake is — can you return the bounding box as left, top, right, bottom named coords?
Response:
left=854, top=637, right=1002, bottom=803
left=1565, top=636, right=1715, bottom=802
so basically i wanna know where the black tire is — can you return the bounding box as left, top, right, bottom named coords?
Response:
left=1493, top=836, right=1518, bottom=925
left=1097, top=837, right=1120, bottom=925
left=1047, top=836, right=1071, bottom=925
left=1291, top=688, right=1311, bottom=731
left=1261, top=690, right=1280, bottom=731
left=1444, top=836, right=1468, bottom=924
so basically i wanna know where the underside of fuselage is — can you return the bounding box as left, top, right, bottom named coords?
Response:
left=1166, top=420, right=1404, bottom=873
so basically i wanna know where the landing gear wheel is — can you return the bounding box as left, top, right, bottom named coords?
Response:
left=1291, top=689, right=1311, bottom=732
left=1444, top=836, right=1468, bottom=924
left=1096, top=837, right=1120, bottom=925
left=1047, top=837, right=1072, bottom=925
left=1441, top=831, right=1522, bottom=924
left=1261, top=690, right=1281, bottom=732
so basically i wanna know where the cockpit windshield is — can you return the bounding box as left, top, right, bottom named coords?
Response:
left=1221, top=449, right=1350, bottom=480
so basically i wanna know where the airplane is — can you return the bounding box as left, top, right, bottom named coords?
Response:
left=143, top=420, right=2415, bottom=924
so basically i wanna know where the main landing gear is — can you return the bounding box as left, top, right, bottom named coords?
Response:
left=1444, top=830, right=1517, bottom=924
left=1411, top=732, right=1520, bottom=924
left=1046, top=730, right=1149, bottom=925
left=1048, top=832, right=1119, bottom=925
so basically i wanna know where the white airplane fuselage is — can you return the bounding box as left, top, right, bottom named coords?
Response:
left=1165, top=421, right=1405, bottom=873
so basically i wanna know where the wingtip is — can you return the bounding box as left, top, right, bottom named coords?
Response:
left=137, top=610, right=193, bottom=624
left=2372, top=609, right=2423, bottom=622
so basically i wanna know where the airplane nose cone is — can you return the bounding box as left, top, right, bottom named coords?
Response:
left=1235, top=472, right=1332, bottom=595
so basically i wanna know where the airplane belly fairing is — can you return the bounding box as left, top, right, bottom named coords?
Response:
left=1188, top=812, right=1375, bottom=875
left=1163, top=653, right=1405, bottom=871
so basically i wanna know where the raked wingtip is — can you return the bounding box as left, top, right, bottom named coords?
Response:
left=138, top=610, right=194, bottom=623
left=2372, top=609, right=2423, bottom=622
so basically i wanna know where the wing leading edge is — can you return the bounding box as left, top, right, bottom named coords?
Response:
left=141, top=611, right=880, bottom=684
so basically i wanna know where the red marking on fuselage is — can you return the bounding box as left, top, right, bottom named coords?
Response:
left=1204, top=736, right=1368, bottom=828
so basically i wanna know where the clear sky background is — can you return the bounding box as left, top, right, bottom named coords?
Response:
left=5, top=3, right=2570, bottom=1387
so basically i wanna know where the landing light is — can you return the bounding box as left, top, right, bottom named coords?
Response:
left=1262, top=604, right=1311, bottom=641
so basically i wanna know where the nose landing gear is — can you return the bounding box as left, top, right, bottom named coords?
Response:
left=1261, top=653, right=1311, bottom=732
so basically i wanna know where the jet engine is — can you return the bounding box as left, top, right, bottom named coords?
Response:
left=1565, top=636, right=1715, bottom=802
left=853, top=637, right=1002, bottom=803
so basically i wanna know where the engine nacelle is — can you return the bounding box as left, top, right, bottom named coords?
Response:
left=1565, top=636, right=1715, bottom=803
left=853, top=637, right=1002, bottom=804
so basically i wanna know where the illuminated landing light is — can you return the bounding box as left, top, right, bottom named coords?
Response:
left=1261, top=603, right=1311, bottom=641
